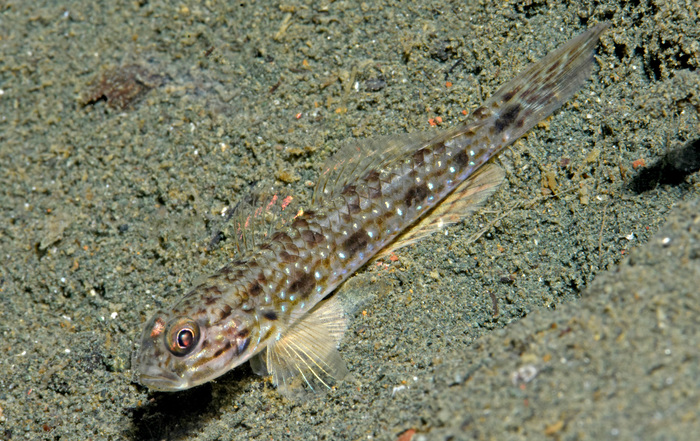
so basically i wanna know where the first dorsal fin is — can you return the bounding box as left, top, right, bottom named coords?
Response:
left=208, top=183, right=300, bottom=256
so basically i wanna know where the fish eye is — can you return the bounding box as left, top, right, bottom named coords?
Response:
left=165, top=317, right=200, bottom=356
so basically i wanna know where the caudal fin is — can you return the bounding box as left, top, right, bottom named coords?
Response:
left=480, top=22, right=610, bottom=147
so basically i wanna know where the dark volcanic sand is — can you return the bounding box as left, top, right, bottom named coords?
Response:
left=0, top=1, right=698, bottom=440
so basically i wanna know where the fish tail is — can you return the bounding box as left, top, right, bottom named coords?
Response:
left=477, top=22, right=609, bottom=146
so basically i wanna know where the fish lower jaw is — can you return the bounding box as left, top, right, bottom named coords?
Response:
left=138, top=375, right=190, bottom=392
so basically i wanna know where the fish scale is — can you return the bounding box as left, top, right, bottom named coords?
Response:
left=134, top=22, right=609, bottom=393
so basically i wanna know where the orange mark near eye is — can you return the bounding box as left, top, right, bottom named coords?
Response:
left=632, top=158, right=646, bottom=169
left=151, top=318, right=166, bottom=338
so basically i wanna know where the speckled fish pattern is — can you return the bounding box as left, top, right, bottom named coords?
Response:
left=133, top=23, right=609, bottom=393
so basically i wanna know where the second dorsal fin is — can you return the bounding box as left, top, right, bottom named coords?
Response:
left=312, top=131, right=439, bottom=205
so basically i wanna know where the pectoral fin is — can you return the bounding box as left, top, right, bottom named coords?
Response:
left=260, top=295, right=348, bottom=396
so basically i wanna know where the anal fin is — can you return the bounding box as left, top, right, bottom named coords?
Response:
left=375, top=163, right=506, bottom=259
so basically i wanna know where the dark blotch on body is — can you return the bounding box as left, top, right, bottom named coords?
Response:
left=301, top=229, right=325, bottom=245
left=501, top=84, right=522, bottom=102
left=279, top=251, right=299, bottom=263
left=413, top=149, right=426, bottom=166
left=404, top=184, right=429, bottom=208
left=472, top=107, right=489, bottom=119
left=453, top=149, right=469, bottom=168
left=494, top=104, right=521, bottom=133
left=547, top=59, right=561, bottom=73
left=341, top=185, right=356, bottom=196
left=248, top=281, right=263, bottom=297
left=289, top=272, right=316, bottom=297
left=283, top=242, right=299, bottom=254
left=262, top=310, right=278, bottom=321
left=379, top=210, right=397, bottom=226
left=364, top=169, right=380, bottom=182
left=343, top=229, right=371, bottom=259
left=205, top=285, right=222, bottom=296
left=433, top=141, right=447, bottom=155
left=291, top=218, right=309, bottom=229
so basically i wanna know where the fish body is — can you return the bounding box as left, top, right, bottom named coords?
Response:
left=134, top=23, right=609, bottom=393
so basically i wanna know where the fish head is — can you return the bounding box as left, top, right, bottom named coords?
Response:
left=133, top=284, right=260, bottom=391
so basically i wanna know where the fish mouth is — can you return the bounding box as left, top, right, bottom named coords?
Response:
left=137, top=371, right=190, bottom=392
left=133, top=353, right=190, bottom=392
